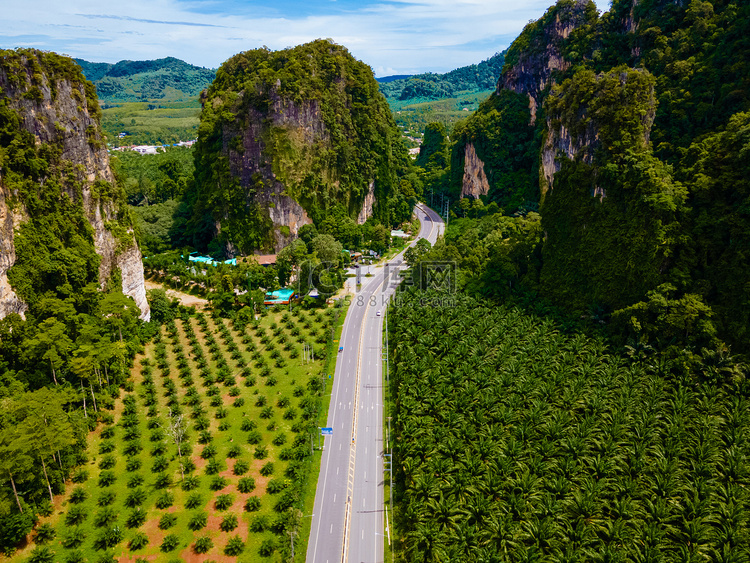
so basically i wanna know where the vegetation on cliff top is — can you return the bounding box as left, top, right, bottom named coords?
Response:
left=183, top=39, right=418, bottom=254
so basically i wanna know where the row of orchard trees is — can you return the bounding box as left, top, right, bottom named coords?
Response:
left=0, top=290, right=150, bottom=552
left=388, top=288, right=750, bottom=561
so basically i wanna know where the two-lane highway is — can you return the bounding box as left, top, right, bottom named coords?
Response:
left=307, top=204, right=444, bottom=563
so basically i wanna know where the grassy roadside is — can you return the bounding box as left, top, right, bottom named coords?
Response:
left=295, top=299, right=350, bottom=562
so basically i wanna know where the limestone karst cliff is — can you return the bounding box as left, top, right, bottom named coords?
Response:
left=184, top=39, right=411, bottom=254
left=0, top=49, right=149, bottom=320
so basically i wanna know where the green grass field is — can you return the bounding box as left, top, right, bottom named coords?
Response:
left=102, top=102, right=201, bottom=146
left=11, top=306, right=344, bottom=563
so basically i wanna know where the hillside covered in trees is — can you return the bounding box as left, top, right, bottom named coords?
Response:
left=379, top=51, right=505, bottom=101
left=75, top=57, right=215, bottom=104
left=415, top=0, right=750, bottom=358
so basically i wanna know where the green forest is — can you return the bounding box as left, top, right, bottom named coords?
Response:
left=388, top=289, right=749, bottom=561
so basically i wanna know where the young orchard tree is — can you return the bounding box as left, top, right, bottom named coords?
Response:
left=163, top=409, right=189, bottom=480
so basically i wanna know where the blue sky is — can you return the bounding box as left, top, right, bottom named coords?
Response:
left=2, top=0, right=610, bottom=76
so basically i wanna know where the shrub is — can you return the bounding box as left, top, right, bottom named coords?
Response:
left=63, top=549, right=85, bottom=563
left=128, top=531, right=149, bottom=551
left=259, top=538, right=276, bottom=557
left=27, top=546, right=55, bottom=563
left=155, top=491, right=175, bottom=509
left=153, top=472, right=172, bottom=489
left=187, top=512, right=207, bottom=531
left=123, top=441, right=143, bottom=456
left=249, top=514, right=268, bottom=532
left=220, top=513, right=238, bottom=532
left=94, top=507, right=117, bottom=528
left=93, top=525, right=123, bottom=550
left=206, top=458, right=223, bottom=475
left=215, top=494, right=233, bottom=511
left=266, top=479, right=286, bottom=494
left=33, top=523, right=56, bottom=545
left=160, top=534, right=179, bottom=552
left=210, top=475, right=228, bottom=490
left=254, top=445, right=268, bottom=459
left=125, top=458, right=142, bottom=472
left=151, top=455, right=169, bottom=473
left=124, top=488, right=146, bottom=507
left=185, top=493, right=203, bottom=509
left=150, top=442, right=167, bottom=456
left=97, top=491, right=116, bottom=506
left=241, top=418, right=256, bottom=431
left=61, top=527, right=86, bottom=548
left=233, top=459, right=250, bottom=476
left=99, top=440, right=115, bottom=454
left=126, top=474, right=144, bottom=488
left=193, top=535, right=213, bottom=554
left=182, top=475, right=200, bottom=491
left=158, top=513, right=177, bottom=530
left=64, top=506, right=87, bottom=526
left=260, top=462, right=275, bottom=476
left=126, top=508, right=146, bottom=528
left=244, top=497, right=262, bottom=512
left=69, top=486, right=87, bottom=504
left=98, top=471, right=116, bottom=487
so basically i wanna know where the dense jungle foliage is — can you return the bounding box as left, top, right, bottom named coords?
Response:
left=419, top=0, right=750, bottom=354
left=75, top=57, right=215, bottom=104
left=182, top=39, right=419, bottom=254
left=389, top=288, right=750, bottom=561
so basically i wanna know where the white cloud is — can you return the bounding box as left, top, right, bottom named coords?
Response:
left=2, top=0, right=610, bottom=74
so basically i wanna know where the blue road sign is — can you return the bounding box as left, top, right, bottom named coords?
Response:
left=321, top=427, right=333, bottom=435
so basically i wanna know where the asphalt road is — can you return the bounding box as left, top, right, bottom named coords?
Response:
left=307, top=204, right=445, bottom=563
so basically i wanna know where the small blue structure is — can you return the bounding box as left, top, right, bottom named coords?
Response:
left=188, top=253, right=237, bottom=267
left=264, top=288, right=296, bottom=305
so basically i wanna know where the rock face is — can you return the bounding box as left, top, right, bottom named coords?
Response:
left=0, top=185, right=26, bottom=317
left=499, top=0, right=595, bottom=124
left=542, top=67, right=656, bottom=196
left=0, top=49, right=150, bottom=320
left=461, top=144, right=490, bottom=199
left=357, top=182, right=376, bottom=225
left=190, top=40, right=403, bottom=254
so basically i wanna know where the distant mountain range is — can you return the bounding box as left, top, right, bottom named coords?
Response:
left=378, top=51, right=505, bottom=101
left=75, top=56, right=215, bottom=103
